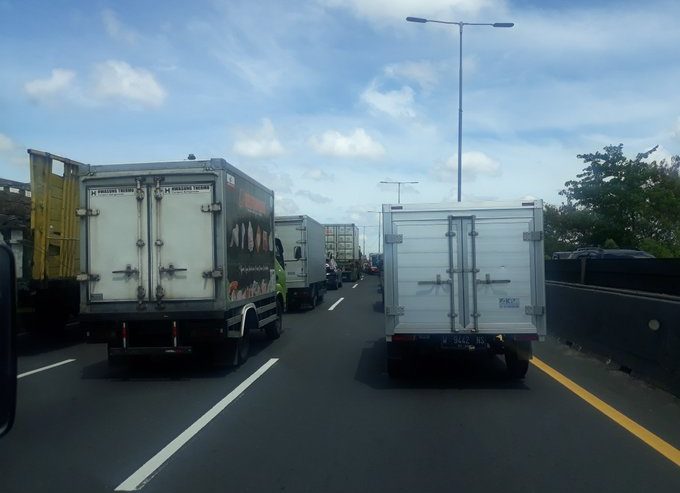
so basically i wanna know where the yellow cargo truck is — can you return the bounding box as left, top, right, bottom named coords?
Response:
left=23, top=149, right=83, bottom=331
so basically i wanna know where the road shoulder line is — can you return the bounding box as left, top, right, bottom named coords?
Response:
left=532, top=356, right=680, bottom=468
left=328, top=298, right=344, bottom=311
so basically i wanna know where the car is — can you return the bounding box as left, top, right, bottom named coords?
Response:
left=567, top=248, right=655, bottom=259
left=325, top=260, right=343, bottom=289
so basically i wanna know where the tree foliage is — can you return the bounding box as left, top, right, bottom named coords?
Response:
left=546, top=144, right=680, bottom=257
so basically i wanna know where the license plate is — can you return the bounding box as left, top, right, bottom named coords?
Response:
left=441, top=334, right=487, bottom=349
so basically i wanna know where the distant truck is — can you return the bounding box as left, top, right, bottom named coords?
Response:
left=324, top=223, right=361, bottom=282
left=275, top=215, right=327, bottom=309
left=78, top=157, right=286, bottom=366
left=382, top=201, right=546, bottom=379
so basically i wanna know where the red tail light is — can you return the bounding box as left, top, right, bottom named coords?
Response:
left=122, top=322, right=128, bottom=349
left=392, top=334, right=416, bottom=342
left=172, top=321, right=178, bottom=347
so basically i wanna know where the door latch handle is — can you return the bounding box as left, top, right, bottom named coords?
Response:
left=418, top=274, right=452, bottom=285
left=112, top=265, right=139, bottom=278
left=160, top=264, right=188, bottom=276
left=476, top=274, right=511, bottom=285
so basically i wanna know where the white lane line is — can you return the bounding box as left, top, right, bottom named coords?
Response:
left=352, top=283, right=358, bottom=289
left=17, top=359, right=76, bottom=379
left=328, top=298, right=345, bottom=311
left=115, top=358, right=279, bottom=491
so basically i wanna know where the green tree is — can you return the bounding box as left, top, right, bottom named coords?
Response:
left=545, top=144, right=680, bottom=257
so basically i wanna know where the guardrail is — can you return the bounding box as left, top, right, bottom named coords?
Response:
left=546, top=281, right=680, bottom=397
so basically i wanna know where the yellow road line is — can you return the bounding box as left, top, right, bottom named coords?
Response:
left=531, top=356, right=680, bottom=468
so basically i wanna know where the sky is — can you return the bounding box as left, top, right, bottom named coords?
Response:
left=1, top=0, right=680, bottom=253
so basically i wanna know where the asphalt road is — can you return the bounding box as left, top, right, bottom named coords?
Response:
left=1, top=276, right=679, bottom=492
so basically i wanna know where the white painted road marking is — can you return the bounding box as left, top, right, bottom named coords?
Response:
left=115, top=358, right=279, bottom=491
left=17, top=359, right=76, bottom=379
left=352, top=283, right=358, bottom=289
left=328, top=298, right=345, bottom=311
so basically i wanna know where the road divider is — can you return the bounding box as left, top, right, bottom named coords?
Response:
left=352, top=284, right=358, bottom=289
left=532, top=357, right=680, bottom=468
left=115, top=358, right=279, bottom=491
left=328, top=298, right=344, bottom=311
left=17, top=359, right=76, bottom=379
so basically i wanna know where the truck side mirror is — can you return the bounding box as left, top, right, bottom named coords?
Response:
left=274, top=238, right=285, bottom=268
left=0, top=241, right=17, bottom=437
left=294, top=246, right=302, bottom=260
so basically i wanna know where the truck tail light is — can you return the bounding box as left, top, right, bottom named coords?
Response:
left=122, top=322, right=127, bottom=349
left=392, top=334, right=416, bottom=342
left=512, top=334, right=538, bottom=341
left=172, top=321, right=178, bottom=348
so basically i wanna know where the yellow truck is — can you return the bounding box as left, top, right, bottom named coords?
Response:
left=19, top=149, right=83, bottom=331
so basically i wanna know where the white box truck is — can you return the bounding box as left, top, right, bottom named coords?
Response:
left=275, top=215, right=327, bottom=309
left=382, top=201, right=546, bottom=378
left=79, top=158, right=286, bottom=366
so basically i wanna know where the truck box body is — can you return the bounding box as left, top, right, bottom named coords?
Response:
left=324, top=223, right=361, bottom=282
left=275, top=215, right=327, bottom=308
left=78, top=158, right=281, bottom=356
left=382, top=201, right=546, bottom=376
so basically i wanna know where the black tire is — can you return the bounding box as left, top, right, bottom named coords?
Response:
left=387, top=358, right=404, bottom=378
left=265, top=299, right=283, bottom=340
left=231, top=325, right=250, bottom=366
left=505, top=351, right=529, bottom=379
left=309, top=289, right=317, bottom=309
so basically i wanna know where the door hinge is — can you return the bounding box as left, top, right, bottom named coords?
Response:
left=201, top=202, right=222, bottom=213
left=202, top=268, right=224, bottom=279
left=384, top=234, right=403, bottom=244
left=75, top=208, right=100, bottom=217
left=525, top=305, right=545, bottom=316
left=523, top=231, right=543, bottom=241
left=386, top=305, right=405, bottom=316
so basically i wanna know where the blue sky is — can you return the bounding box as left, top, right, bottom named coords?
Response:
left=2, top=0, right=679, bottom=253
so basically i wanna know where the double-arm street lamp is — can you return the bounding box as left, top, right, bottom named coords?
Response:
left=379, top=180, right=419, bottom=204
left=406, top=16, right=513, bottom=202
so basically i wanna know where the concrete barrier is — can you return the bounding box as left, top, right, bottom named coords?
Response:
left=546, top=281, right=680, bottom=397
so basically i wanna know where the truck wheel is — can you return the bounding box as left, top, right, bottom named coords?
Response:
left=310, top=291, right=317, bottom=309
left=236, top=327, right=251, bottom=365
left=505, top=350, right=529, bottom=379
left=265, top=299, right=283, bottom=340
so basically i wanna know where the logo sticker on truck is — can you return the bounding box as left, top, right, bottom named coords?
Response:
left=499, top=297, right=520, bottom=308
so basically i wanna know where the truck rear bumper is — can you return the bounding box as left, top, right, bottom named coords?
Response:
left=109, top=346, right=193, bottom=356
left=386, top=333, right=535, bottom=358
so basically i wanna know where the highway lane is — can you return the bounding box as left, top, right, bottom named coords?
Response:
left=1, top=276, right=679, bottom=492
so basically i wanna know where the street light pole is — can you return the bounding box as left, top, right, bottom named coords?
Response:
left=406, top=17, right=513, bottom=202
left=380, top=180, right=419, bottom=204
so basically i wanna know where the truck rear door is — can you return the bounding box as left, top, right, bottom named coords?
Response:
left=278, top=221, right=305, bottom=288
left=150, top=183, right=216, bottom=301
left=87, top=186, right=148, bottom=303
left=387, top=209, right=540, bottom=335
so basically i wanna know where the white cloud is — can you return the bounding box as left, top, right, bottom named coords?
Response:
left=102, top=9, right=137, bottom=44
left=384, top=61, right=438, bottom=90
left=233, top=119, right=285, bottom=159
left=296, top=189, right=332, bottom=204
left=307, top=169, right=335, bottom=181
left=92, top=60, right=166, bottom=107
left=0, top=133, right=15, bottom=151
left=432, top=151, right=501, bottom=182
left=310, top=128, right=386, bottom=158
left=320, top=0, right=501, bottom=23
left=361, top=83, right=416, bottom=119
left=643, top=145, right=674, bottom=165
left=275, top=197, right=300, bottom=215
left=23, top=69, right=76, bottom=102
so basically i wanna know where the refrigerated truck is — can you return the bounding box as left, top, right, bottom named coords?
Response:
left=382, top=201, right=546, bottom=378
left=275, top=215, right=327, bottom=309
left=79, top=158, right=285, bottom=366
left=324, top=223, right=361, bottom=282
